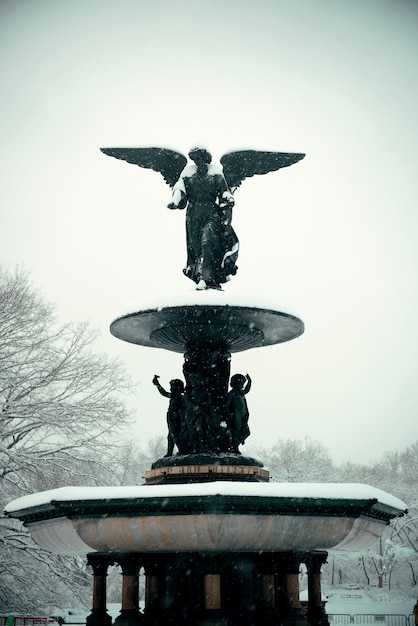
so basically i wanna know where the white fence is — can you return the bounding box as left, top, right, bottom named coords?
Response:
left=328, top=614, right=415, bottom=626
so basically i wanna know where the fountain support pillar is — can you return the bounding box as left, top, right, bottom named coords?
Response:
left=283, top=554, right=307, bottom=626
left=114, top=556, right=143, bottom=626
left=144, top=561, right=161, bottom=617
left=306, top=554, right=330, bottom=626
left=204, top=573, right=221, bottom=610
left=86, top=555, right=113, bottom=626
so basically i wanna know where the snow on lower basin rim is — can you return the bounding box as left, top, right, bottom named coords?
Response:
left=113, top=286, right=302, bottom=319
left=5, top=482, right=407, bottom=514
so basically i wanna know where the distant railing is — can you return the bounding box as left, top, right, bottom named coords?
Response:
left=2, top=614, right=414, bottom=626
left=328, top=614, right=414, bottom=626
left=328, top=615, right=352, bottom=625
left=0, top=618, right=56, bottom=626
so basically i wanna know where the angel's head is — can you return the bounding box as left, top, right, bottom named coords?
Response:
left=188, top=145, right=212, bottom=167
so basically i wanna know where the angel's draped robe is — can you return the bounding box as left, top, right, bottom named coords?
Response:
left=173, top=163, right=239, bottom=288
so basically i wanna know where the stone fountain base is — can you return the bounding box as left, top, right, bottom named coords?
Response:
left=5, top=482, right=406, bottom=626
left=4, top=291, right=408, bottom=625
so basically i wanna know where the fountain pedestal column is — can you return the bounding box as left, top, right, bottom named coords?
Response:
left=86, top=555, right=113, bottom=626
left=114, top=556, right=143, bottom=626
left=144, top=559, right=162, bottom=618
left=306, top=554, right=330, bottom=626
left=282, top=554, right=307, bottom=626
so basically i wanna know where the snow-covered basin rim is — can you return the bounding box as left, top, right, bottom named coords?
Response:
left=112, top=287, right=302, bottom=320
left=5, top=482, right=407, bottom=517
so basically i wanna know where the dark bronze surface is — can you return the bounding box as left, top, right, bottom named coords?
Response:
left=101, top=145, right=305, bottom=289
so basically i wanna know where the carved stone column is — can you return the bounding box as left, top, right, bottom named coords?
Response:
left=204, top=573, right=221, bottom=610
left=305, top=553, right=330, bottom=626
left=114, top=555, right=143, bottom=626
left=86, top=554, right=113, bottom=626
left=256, top=552, right=280, bottom=623
left=142, top=555, right=165, bottom=620
left=282, top=554, right=307, bottom=626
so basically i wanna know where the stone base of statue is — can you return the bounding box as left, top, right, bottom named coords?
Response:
left=147, top=452, right=269, bottom=484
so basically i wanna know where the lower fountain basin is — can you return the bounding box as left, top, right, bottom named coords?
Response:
left=5, top=482, right=406, bottom=556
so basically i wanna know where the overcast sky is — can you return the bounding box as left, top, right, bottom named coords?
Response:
left=1, top=0, right=417, bottom=465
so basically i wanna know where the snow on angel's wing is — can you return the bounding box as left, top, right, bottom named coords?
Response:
left=100, top=146, right=188, bottom=188
left=220, top=150, right=305, bottom=192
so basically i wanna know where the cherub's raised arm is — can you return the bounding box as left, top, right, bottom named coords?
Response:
left=243, top=373, right=252, bottom=395
left=152, top=375, right=170, bottom=398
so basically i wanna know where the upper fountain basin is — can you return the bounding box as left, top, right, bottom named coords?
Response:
left=110, top=288, right=304, bottom=352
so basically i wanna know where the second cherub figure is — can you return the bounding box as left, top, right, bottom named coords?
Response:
left=226, top=373, right=252, bottom=453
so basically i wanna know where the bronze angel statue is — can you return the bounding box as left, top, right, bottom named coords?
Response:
left=101, top=145, right=305, bottom=290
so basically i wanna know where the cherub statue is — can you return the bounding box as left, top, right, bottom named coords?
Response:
left=152, top=375, right=186, bottom=456
left=226, top=373, right=252, bottom=454
left=101, top=145, right=305, bottom=289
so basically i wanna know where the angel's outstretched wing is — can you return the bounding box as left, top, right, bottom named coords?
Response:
left=100, top=147, right=188, bottom=188
left=220, top=150, right=305, bottom=192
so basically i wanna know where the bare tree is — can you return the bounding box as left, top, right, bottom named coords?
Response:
left=255, top=437, right=335, bottom=482
left=0, top=266, right=134, bottom=612
left=110, top=435, right=166, bottom=486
